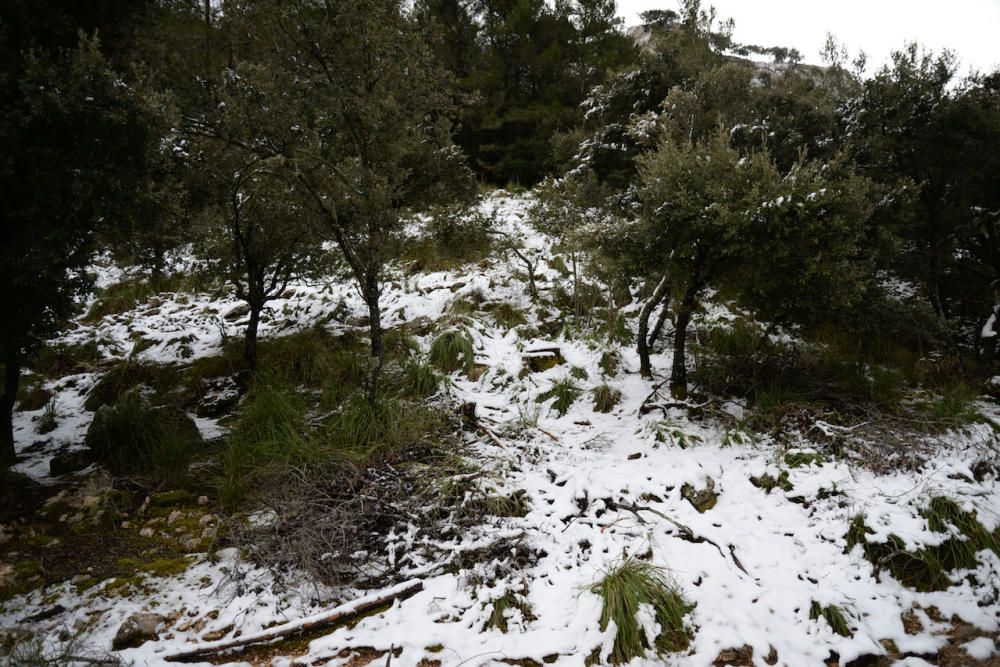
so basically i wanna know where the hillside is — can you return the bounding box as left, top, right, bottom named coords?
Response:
left=1, top=193, right=998, bottom=666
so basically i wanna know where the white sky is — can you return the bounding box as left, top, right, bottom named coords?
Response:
left=616, top=0, right=1000, bottom=76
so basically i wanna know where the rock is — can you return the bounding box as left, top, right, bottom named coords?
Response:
left=714, top=645, right=754, bottom=666
left=167, top=510, right=184, bottom=526
left=49, top=449, right=94, bottom=476
left=522, top=347, right=565, bottom=373
left=223, top=303, right=250, bottom=321
left=681, top=478, right=717, bottom=513
left=139, top=527, right=155, bottom=538
left=195, top=377, right=241, bottom=418
left=198, top=514, right=215, bottom=526
left=200, top=624, right=234, bottom=642
left=17, top=387, right=52, bottom=412
left=197, top=496, right=209, bottom=506
left=112, top=613, right=166, bottom=651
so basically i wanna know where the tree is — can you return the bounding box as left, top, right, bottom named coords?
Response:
left=180, top=40, right=330, bottom=370
left=636, top=129, right=776, bottom=397
left=0, top=6, right=160, bottom=468
left=258, top=0, right=473, bottom=402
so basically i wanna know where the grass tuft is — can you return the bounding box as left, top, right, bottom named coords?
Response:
left=429, top=329, right=474, bottom=374
left=537, top=378, right=581, bottom=417
left=590, top=558, right=692, bottom=664
left=485, top=590, right=536, bottom=633
left=809, top=601, right=852, bottom=637
left=593, top=384, right=621, bottom=413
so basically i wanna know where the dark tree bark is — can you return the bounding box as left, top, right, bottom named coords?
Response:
left=243, top=299, right=262, bottom=370
left=637, top=272, right=671, bottom=378
left=670, top=249, right=708, bottom=400
left=362, top=270, right=385, bottom=405
left=1, top=359, right=21, bottom=470
left=648, top=302, right=672, bottom=349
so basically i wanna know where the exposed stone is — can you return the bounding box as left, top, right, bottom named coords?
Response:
left=195, top=377, right=242, bottom=418
left=200, top=624, right=234, bottom=642
left=49, top=449, right=94, bottom=477
left=112, top=613, right=166, bottom=651
left=714, top=644, right=754, bottom=666
left=223, top=303, right=250, bottom=321
left=139, top=527, right=155, bottom=538
left=167, top=510, right=184, bottom=525
left=681, top=478, right=717, bottom=513
left=522, top=347, right=565, bottom=373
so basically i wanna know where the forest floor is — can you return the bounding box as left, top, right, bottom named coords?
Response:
left=1, top=193, right=998, bottom=667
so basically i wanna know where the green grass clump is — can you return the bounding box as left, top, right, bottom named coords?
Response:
left=400, top=358, right=443, bottom=397
left=590, top=559, right=692, bottom=664
left=492, top=302, right=527, bottom=330
left=845, top=499, right=999, bottom=592
left=86, top=390, right=199, bottom=487
left=593, top=384, right=621, bottom=413
left=32, top=339, right=105, bottom=377
left=485, top=591, right=536, bottom=633
left=258, top=328, right=365, bottom=388
left=537, top=378, right=580, bottom=417
left=217, top=385, right=323, bottom=508
left=37, top=400, right=59, bottom=434
left=429, top=329, right=474, bottom=374
left=84, top=358, right=176, bottom=411
left=599, top=350, right=621, bottom=377
left=809, top=601, right=852, bottom=637
left=917, top=383, right=982, bottom=428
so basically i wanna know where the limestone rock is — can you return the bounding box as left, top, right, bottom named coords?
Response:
left=112, top=612, right=166, bottom=650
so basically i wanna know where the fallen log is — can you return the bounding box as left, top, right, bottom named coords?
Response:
left=163, top=579, right=423, bottom=663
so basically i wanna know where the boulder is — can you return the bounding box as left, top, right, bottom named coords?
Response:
left=112, top=612, right=166, bottom=650
left=195, top=377, right=241, bottom=418
left=85, top=392, right=203, bottom=465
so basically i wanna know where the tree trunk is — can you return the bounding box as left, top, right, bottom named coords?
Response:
left=244, top=302, right=262, bottom=371
left=670, top=275, right=703, bottom=400
left=363, top=275, right=384, bottom=405
left=1, top=360, right=21, bottom=470
left=571, top=252, right=581, bottom=319
left=648, top=303, right=672, bottom=349
left=638, top=272, right=671, bottom=378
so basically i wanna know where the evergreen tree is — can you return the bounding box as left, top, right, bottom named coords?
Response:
left=0, top=3, right=161, bottom=468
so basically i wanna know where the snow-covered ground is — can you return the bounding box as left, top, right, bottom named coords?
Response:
left=3, top=193, right=999, bottom=666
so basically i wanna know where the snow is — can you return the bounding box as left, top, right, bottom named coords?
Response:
left=3, top=192, right=999, bottom=666
left=963, top=636, right=998, bottom=660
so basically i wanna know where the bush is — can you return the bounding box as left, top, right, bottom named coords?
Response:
left=404, top=207, right=495, bottom=271
left=429, top=329, right=474, bottom=374
left=590, top=559, right=691, bottom=664
left=85, top=390, right=201, bottom=487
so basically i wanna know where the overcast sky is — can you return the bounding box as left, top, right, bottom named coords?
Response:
left=616, top=0, right=1000, bottom=75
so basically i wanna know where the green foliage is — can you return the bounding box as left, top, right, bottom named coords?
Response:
left=538, top=378, right=581, bottom=417
left=809, top=601, right=852, bottom=637
left=259, top=328, right=365, bottom=389
left=400, top=359, right=443, bottom=398
left=429, top=330, right=474, bottom=374
left=485, top=590, right=536, bottom=633
left=406, top=207, right=496, bottom=271
left=84, top=359, right=176, bottom=411
left=846, top=500, right=999, bottom=592
left=590, top=559, right=692, bottom=663
left=87, top=390, right=199, bottom=487
left=491, top=302, right=527, bottom=330
left=593, top=384, right=621, bottom=413
left=599, top=350, right=621, bottom=377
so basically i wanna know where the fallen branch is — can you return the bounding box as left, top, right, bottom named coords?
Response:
left=164, top=580, right=423, bottom=663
